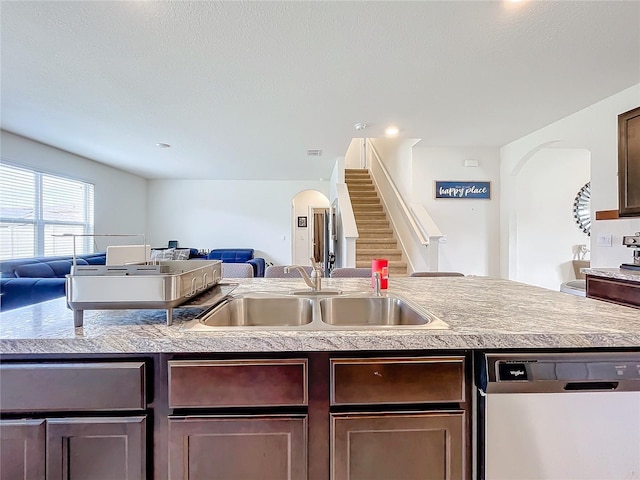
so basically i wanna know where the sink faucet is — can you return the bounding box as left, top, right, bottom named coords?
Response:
left=285, top=258, right=323, bottom=291
left=373, top=271, right=382, bottom=296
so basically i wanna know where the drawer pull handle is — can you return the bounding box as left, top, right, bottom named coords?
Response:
left=373, top=371, right=382, bottom=377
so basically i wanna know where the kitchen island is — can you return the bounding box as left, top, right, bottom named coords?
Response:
left=2, top=276, right=640, bottom=353
left=1, top=276, right=639, bottom=480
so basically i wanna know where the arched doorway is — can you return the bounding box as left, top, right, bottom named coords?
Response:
left=511, top=143, right=591, bottom=290
left=291, top=190, right=330, bottom=267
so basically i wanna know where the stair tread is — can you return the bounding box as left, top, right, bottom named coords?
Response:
left=357, top=237, right=396, bottom=241
left=357, top=245, right=398, bottom=249
left=356, top=260, right=407, bottom=268
left=357, top=242, right=398, bottom=246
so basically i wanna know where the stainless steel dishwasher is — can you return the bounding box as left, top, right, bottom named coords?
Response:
left=476, top=351, right=640, bottom=480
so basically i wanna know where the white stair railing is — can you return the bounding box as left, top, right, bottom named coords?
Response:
left=365, top=139, right=444, bottom=271
left=367, top=140, right=437, bottom=245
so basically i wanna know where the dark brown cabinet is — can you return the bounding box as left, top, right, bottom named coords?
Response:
left=618, top=106, right=640, bottom=217
left=46, top=417, right=146, bottom=480
left=586, top=275, right=640, bottom=308
left=330, top=357, right=465, bottom=405
left=0, top=361, right=148, bottom=480
left=0, top=361, right=146, bottom=412
left=0, top=419, right=46, bottom=480
left=329, top=356, right=468, bottom=480
left=2, top=353, right=470, bottom=480
left=168, top=358, right=308, bottom=408
left=168, top=415, right=307, bottom=480
left=331, top=411, right=465, bottom=480
left=166, top=358, right=309, bottom=480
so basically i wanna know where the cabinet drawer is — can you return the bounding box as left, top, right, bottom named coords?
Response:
left=168, top=359, right=308, bottom=408
left=587, top=276, right=640, bottom=308
left=331, top=357, right=465, bottom=405
left=0, top=362, right=145, bottom=412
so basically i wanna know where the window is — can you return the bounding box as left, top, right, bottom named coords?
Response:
left=0, top=163, right=94, bottom=260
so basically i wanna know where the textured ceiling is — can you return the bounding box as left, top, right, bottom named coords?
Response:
left=1, top=1, right=639, bottom=180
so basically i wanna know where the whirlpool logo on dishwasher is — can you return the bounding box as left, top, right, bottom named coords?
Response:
left=498, top=362, right=529, bottom=380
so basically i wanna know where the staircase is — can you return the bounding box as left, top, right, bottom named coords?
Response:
left=345, top=169, right=408, bottom=275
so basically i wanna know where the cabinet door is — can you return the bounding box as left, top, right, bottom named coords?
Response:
left=168, top=415, right=307, bottom=480
left=618, top=106, right=640, bottom=216
left=0, top=419, right=45, bottom=480
left=331, top=411, right=465, bottom=480
left=46, top=416, right=146, bottom=480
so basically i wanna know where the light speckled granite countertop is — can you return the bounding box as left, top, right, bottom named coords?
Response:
left=583, top=267, right=640, bottom=283
left=1, top=277, right=639, bottom=354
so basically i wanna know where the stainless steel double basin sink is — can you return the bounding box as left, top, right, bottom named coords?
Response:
left=182, top=291, right=449, bottom=331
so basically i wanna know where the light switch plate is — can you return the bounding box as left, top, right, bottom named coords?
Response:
left=596, top=234, right=613, bottom=247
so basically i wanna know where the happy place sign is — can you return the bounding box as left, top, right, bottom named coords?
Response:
left=435, top=181, right=491, bottom=199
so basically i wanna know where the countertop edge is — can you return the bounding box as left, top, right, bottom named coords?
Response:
left=2, top=332, right=640, bottom=355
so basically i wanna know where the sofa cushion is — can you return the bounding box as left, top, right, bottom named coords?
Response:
left=79, top=253, right=107, bottom=265
left=14, top=259, right=89, bottom=278
left=0, top=253, right=105, bottom=310
left=2, top=253, right=105, bottom=277
left=173, top=248, right=191, bottom=260
left=207, top=249, right=254, bottom=263
left=247, top=258, right=265, bottom=277
left=1, top=278, right=66, bottom=310
left=1, top=256, right=68, bottom=278
left=49, top=259, right=88, bottom=277
left=15, top=263, right=56, bottom=278
left=151, top=248, right=175, bottom=261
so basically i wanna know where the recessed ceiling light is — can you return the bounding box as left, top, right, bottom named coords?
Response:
left=156, top=143, right=171, bottom=148
left=385, top=126, right=399, bottom=137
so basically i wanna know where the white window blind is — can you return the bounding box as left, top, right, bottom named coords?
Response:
left=0, top=163, right=94, bottom=260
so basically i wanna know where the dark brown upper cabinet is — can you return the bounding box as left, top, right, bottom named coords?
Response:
left=618, top=106, right=640, bottom=216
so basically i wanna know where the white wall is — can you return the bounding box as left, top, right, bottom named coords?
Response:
left=515, top=148, right=590, bottom=290
left=344, top=139, right=362, bottom=169
left=412, top=147, right=501, bottom=276
left=146, top=179, right=329, bottom=266
left=0, top=130, right=147, bottom=248
left=369, top=138, right=417, bottom=200
left=501, top=84, right=640, bottom=272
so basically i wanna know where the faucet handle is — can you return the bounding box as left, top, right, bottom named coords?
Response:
left=309, top=257, right=324, bottom=273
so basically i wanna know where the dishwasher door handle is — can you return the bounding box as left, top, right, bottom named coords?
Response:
left=564, top=381, right=619, bottom=391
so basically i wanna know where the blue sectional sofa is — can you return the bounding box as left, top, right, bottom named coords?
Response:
left=206, top=249, right=265, bottom=277
left=0, top=253, right=106, bottom=311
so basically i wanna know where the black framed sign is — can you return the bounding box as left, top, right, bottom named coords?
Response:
left=297, top=216, right=307, bottom=228
left=435, top=181, right=491, bottom=199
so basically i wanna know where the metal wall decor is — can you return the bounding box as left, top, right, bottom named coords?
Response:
left=573, top=182, right=591, bottom=236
